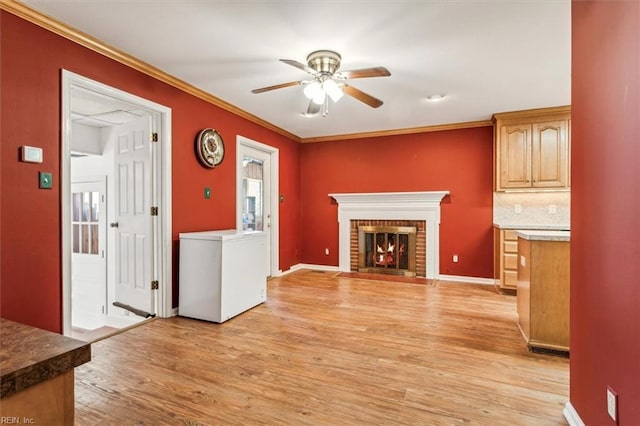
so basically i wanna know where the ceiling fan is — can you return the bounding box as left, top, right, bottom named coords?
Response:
left=251, top=50, right=391, bottom=116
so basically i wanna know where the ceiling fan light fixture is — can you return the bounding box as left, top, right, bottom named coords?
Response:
left=303, top=81, right=322, bottom=100
left=311, top=91, right=326, bottom=105
left=324, top=79, right=344, bottom=102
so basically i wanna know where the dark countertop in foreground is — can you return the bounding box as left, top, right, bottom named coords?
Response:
left=0, top=318, right=91, bottom=399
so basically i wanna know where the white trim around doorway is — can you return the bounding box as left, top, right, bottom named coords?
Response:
left=61, top=70, right=173, bottom=336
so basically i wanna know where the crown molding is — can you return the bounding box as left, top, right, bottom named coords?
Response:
left=492, top=105, right=571, bottom=123
left=300, top=120, right=492, bottom=144
left=0, top=0, right=302, bottom=143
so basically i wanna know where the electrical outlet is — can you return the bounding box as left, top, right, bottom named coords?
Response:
left=607, top=387, right=618, bottom=423
left=453, top=254, right=459, bottom=263
left=514, top=204, right=522, bottom=214
left=325, top=248, right=329, bottom=255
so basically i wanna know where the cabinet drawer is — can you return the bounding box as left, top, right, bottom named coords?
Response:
left=504, top=241, right=518, bottom=254
left=504, top=270, right=518, bottom=288
left=504, top=253, right=518, bottom=270
left=504, top=230, right=518, bottom=241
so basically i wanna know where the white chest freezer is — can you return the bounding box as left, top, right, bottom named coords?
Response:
left=178, top=229, right=267, bottom=323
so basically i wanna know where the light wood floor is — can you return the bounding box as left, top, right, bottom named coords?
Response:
left=75, top=270, right=568, bottom=425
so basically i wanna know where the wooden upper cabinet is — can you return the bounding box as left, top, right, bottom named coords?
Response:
left=532, top=121, right=568, bottom=188
left=493, top=106, right=571, bottom=191
left=500, top=124, right=531, bottom=189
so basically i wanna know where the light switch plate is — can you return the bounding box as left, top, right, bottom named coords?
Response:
left=39, top=172, right=53, bottom=189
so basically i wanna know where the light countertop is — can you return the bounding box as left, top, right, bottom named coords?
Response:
left=494, top=223, right=570, bottom=231
left=515, top=230, right=571, bottom=242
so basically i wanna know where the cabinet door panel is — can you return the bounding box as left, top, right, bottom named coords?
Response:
left=504, top=270, right=518, bottom=288
left=500, top=124, right=531, bottom=189
left=531, top=121, right=568, bottom=188
left=504, top=253, right=518, bottom=270
left=504, top=240, right=518, bottom=253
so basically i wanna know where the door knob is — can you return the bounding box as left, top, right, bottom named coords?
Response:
left=110, top=222, right=119, bottom=228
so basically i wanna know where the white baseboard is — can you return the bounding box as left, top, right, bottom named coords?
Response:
left=171, top=307, right=178, bottom=317
left=437, top=274, right=496, bottom=285
left=278, top=263, right=340, bottom=276
left=277, top=267, right=493, bottom=286
left=563, top=402, right=585, bottom=426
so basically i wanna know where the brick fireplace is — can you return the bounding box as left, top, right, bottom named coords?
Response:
left=351, top=220, right=425, bottom=277
left=330, top=191, right=449, bottom=279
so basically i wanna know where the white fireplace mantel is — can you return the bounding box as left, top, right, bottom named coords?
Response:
left=329, top=191, right=449, bottom=279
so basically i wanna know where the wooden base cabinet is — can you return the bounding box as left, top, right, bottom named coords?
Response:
left=516, top=236, right=570, bottom=353
left=494, top=228, right=519, bottom=293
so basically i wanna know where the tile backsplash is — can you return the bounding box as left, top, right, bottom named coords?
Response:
left=494, top=192, right=570, bottom=228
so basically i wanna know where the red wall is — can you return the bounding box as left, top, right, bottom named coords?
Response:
left=0, top=12, right=301, bottom=332
left=571, top=2, right=640, bottom=424
left=299, top=127, right=494, bottom=278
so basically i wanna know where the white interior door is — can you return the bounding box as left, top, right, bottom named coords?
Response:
left=237, top=136, right=281, bottom=277
left=71, top=177, right=107, bottom=329
left=113, top=116, right=154, bottom=313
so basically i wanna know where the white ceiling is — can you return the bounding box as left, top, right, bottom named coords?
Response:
left=22, top=0, right=571, bottom=139
left=71, top=87, right=148, bottom=127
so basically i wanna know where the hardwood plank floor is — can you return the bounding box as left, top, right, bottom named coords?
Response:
left=75, top=270, right=568, bottom=425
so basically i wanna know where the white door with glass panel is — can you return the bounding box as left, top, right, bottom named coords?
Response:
left=113, top=116, right=154, bottom=314
left=71, top=178, right=106, bottom=329
left=241, top=148, right=272, bottom=275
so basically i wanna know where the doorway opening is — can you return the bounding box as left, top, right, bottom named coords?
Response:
left=61, top=70, right=173, bottom=340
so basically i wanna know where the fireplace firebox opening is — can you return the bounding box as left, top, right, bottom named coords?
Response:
left=358, top=225, right=417, bottom=277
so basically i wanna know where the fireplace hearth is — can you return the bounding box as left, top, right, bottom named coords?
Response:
left=358, top=225, right=417, bottom=276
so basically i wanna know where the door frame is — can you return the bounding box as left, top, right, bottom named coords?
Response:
left=61, top=70, right=173, bottom=336
left=236, top=136, right=279, bottom=276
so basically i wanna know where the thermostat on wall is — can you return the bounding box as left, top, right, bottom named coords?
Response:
left=21, top=146, right=43, bottom=163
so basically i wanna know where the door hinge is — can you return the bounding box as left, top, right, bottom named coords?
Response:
left=151, top=280, right=159, bottom=290
left=151, top=133, right=159, bottom=142
left=150, top=206, right=158, bottom=216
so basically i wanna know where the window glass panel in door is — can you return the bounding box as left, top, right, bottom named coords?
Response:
left=242, top=157, right=264, bottom=231
left=81, top=224, right=89, bottom=254
left=91, top=192, right=100, bottom=222
left=73, top=193, right=81, bottom=222
left=82, top=192, right=90, bottom=222
left=90, top=224, right=99, bottom=255
left=73, top=224, right=80, bottom=253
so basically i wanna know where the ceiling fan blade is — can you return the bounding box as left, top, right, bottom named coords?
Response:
left=280, top=59, right=317, bottom=75
left=306, top=100, right=321, bottom=115
left=342, top=85, right=384, bottom=108
left=336, top=67, right=391, bottom=79
left=251, top=81, right=301, bottom=94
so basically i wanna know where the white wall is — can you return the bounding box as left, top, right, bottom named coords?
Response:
left=71, top=122, right=102, bottom=154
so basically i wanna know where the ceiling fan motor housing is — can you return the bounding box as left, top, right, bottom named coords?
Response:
left=307, top=50, right=341, bottom=76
